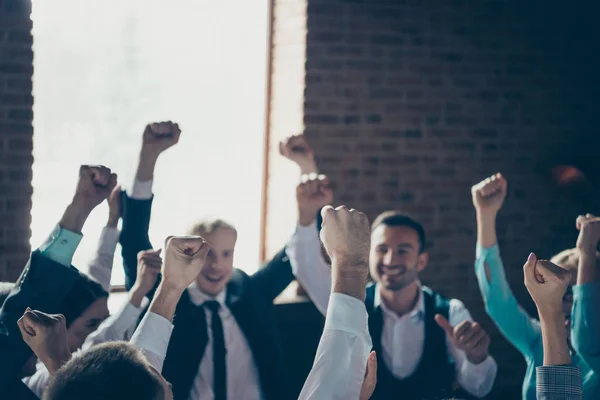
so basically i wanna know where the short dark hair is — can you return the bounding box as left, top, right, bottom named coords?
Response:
left=61, top=273, right=108, bottom=327
left=371, top=211, right=427, bottom=253
left=45, top=342, right=165, bottom=400
left=0, top=282, right=15, bottom=306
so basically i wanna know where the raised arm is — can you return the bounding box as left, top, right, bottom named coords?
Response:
left=523, top=254, right=583, bottom=399
left=120, top=121, right=181, bottom=290
left=299, top=206, right=374, bottom=400
left=472, top=173, right=541, bottom=357
left=286, top=174, right=334, bottom=315
left=0, top=165, right=116, bottom=388
left=571, top=214, right=600, bottom=372
left=131, top=236, right=210, bottom=372
left=86, top=184, right=122, bottom=291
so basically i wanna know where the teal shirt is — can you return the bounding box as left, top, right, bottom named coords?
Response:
left=38, top=224, right=83, bottom=267
left=475, top=244, right=599, bottom=400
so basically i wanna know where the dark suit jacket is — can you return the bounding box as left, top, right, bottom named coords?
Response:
left=0, top=251, right=81, bottom=398
left=119, top=193, right=295, bottom=400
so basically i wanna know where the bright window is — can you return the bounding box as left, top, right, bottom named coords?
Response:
left=31, top=0, right=269, bottom=286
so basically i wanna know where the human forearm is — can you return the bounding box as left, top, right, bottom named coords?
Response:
left=331, top=264, right=367, bottom=302
left=147, top=282, right=184, bottom=322
left=476, top=212, right=497, bottom=249
left=59, top=200, right=93, bottom=234
left=539, top=309, right=571, bottom=366
left=576, top=248, right=598, bottom=285
left=135, top=148, right=160, bottom=182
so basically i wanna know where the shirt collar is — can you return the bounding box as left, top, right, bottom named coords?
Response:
left=374, top=282, right=424, bottom=322
left=187, top=281, right=227, bottom=307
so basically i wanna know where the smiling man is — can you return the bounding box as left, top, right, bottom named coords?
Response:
left=119, top=122, right=296, bottom=400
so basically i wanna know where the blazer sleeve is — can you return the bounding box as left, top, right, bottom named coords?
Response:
left=249, top=247, right=295, bottom=303
left=119, top=191, right=155, bottom=291
left=0, top=251, right=81, bottom=388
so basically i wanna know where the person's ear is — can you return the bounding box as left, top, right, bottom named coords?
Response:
left=417, top=252, right=429, bottom=272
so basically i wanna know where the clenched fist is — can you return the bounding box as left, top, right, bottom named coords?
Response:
left=471, top=173, right=507, bottom=216
left=435, top=315, right=490, bottom=365
left=74, top=165, right=118, bottom=211
left=142, top=121, right=181, bottom=155
left=297, top=174, right=333, bottom=226
left=17, top=309, right=71, bottom=376
left=279, top=134, right=318, bottom=174
left=523, top=253, right=572, bottom=313
left=162, top=236, right=211, bottom=291
left=320, top=206, right=370, bottom=271
left=576, top=214, right=600, bottom=253
left=130, top=249, right=163, bottom=303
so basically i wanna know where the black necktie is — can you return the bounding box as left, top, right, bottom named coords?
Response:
left=205, top=300, right=227, bottom=400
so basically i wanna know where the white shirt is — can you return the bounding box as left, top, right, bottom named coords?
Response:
left=299, top=293, right=372, bottom=400
left=287, top=222, right=498, bottom=398
left=85, top=226, right=121, bottom=292
left=187, top=282, right=264, bottom=400
left=128, top=178, right=264, bottom=400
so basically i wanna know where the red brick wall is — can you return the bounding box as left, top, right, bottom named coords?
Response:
left=0, top=0, right=33, bottom=282
left=268, top=0, right=600, bottom=396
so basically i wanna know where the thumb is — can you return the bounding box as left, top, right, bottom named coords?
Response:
left=435, top=314, right=454, bottom=336
left=523, top=252, right=537, bottom=283
left=360, top=351, right=378, bottom=400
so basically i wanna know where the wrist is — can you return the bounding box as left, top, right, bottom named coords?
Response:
left=60, top=200, right=94, bottom=233
left=299, top=161, right=318, bottom=175
left=107, top=216, right=119, bottom=228
left=476, top=210, right=498, bottom=223
left=537, top=306, right=565, bottom=322
left=129, top=284, right=147, bottom=308
left=298, top=210, right=317, bottom=227
left=156, top=279, right=186, bottom=297
left=45, top=351, right=71, bottom=376
left=467, top=353, right=487, bottom=365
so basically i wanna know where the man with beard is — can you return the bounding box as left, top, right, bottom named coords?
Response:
left=282, top=136, right=497, bottom=400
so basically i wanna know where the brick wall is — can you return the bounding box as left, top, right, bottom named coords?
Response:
left=267, top=0, right=600, bottom=396
left=0, top=0, right=33, bottom=282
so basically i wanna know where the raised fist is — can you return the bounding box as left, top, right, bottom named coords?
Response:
left=162, top=236, right=210, bottom=291
left=17, top=309, right=71, bottom=375
left=320, top=205, right=370, bottom=270
left=74, top=165, right=117, bottom=211
left=435, top=315, right=490, bottom=365
left=576, top=214, right=600, bottom=253
left=142, top=121, right=181, bottom=155
left=297, top=174, right=333, bottom=226
left=471, top=173, right=507, bottom=216
left=132, top=249, right=163, bottom=296
left=279, top=134, right=318, bottom=174
left=523, top=253, right=572, bottom=312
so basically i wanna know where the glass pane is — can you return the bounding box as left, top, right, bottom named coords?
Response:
left=31, top=0, right=268, bottom=286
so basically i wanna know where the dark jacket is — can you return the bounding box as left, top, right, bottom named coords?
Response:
left=119, top=193, right=294, bottom=400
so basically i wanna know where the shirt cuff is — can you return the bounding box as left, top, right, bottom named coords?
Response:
left=295, top=221, right=319, bottom=241
left=38, top=224, right=83, bottom=267
left=325, top=293, right=370, bottom=341
left=459, top=354, right=497, bottom=386
left=131, top=311, right=173, bottom=368
left=573, top=281, right=600, bottom=300
left=127, top=178, right=154, bottom=200
left=476, top=242, right=499, bottom=259
left=536, top=365, right=583, bottom=397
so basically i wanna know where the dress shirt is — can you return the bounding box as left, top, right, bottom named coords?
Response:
left=85, top=226, right=121, bottom=291
left=476, top=244, right=598, bottom=400
left=299, top=293, right=372, bottom=400
left=287, top=222, right=497, bottom=398
left=186, top=282, right=263, bottom=400
left=536, top=365, right=583, bottom=400
left=128, top=178, right=154, bottom=200
left=131, top=310, right=174, bottom=372
left=38, top=224, right=83, bottom=267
